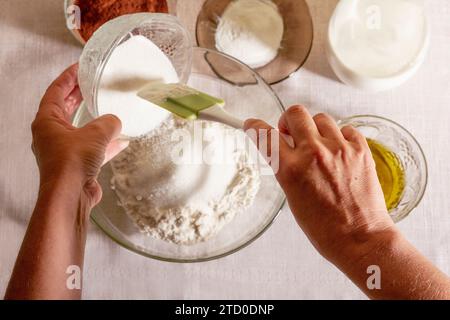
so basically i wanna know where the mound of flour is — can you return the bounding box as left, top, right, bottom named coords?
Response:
left=110, top=117, right=260, bottom=245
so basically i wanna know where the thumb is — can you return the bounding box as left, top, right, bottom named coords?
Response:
left=83, top=114, right=122, bottom=144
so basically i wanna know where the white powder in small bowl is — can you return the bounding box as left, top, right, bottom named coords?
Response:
left=110, top=117, right=261, bottom=245
left=215, top=0, right=284, bottom=69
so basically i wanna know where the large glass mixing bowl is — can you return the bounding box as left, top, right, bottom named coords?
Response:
left=73, top=47, right=286, bottom=262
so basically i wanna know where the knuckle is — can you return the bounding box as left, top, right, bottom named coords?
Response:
left=345, top=126, right=363, bottom=140
left=312, top=148, right=328, bottom=164
left=245, top=118, right=258, bottom=127
left=30, top=119, right=38, bottom=133
left=245, top=119, right=263, bottom=130
left=31, top=118, right=44, bottom=137
left=286, top=105, right=307, bottom=117
left=307, top=140, right=328, bottom=162
left=353, top=140, right=367, bottom=153
left=313, top=113, right=329, bottom=122
left=42, top=87, right=52, bottom=99
left=252, top=119, right=266, bottom=128
left=250, top=121, right=274, bottom=137
left=359, top=148, right=373, bottom=162
left=349, top=142, right=371, bottom=162
left=342, top=126, right=367, bottom=143
left=355, top=136, right=369, bottom=149
left=341, top=125, right=354, bottom=136
left=355, top=132, right=367, bottom=143
left=342, top=125, right=354, bottom=132
left=331, top=145, right=346, bottom=158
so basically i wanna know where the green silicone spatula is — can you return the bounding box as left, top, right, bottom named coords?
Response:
left=137, top=82, right=295, bottom=147
left=137, top=82, right=244, bottom=129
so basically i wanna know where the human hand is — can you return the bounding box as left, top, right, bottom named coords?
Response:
left=31, top=64, right=129, bottom=208
left=244, top=106, right=397, bottom=266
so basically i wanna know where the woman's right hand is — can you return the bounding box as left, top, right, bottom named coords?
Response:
left=244, top=105, right=398, bottom=266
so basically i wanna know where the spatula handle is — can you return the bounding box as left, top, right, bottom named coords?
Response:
left=199, top=105, right=245, bottom=129
left=199, top=105, right=295, bottom=148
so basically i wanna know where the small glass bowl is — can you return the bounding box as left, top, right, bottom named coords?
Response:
left=338, top=115, right=428, bottom=223
left=196, top=0, right=314, bottom=85
left=73, top=47, right=286, bottom=262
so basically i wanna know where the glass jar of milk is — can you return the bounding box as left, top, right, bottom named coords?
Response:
left=78, top=13, right=192, bottom=137
left=326, top=0, right=429, bottom=91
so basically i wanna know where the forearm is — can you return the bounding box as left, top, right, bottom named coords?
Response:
left=336, top=229, right=450, bottom=300
left=5, top=174, right=90, bottom=300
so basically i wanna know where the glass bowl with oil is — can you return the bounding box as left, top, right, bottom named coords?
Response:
left=338, top=115, right=428, bottom=223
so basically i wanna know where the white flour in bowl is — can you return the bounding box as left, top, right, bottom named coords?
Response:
left=110, top=117, right=260, bottom=245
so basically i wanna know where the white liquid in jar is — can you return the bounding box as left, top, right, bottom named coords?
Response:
left=97, top=35, right=179, bottom=137
left=331, top=0, right=427, bottom=78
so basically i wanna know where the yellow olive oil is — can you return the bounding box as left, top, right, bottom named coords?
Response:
left=367, top=139, right=405, bottom=211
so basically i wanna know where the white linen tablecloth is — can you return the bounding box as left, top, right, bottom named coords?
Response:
left=0, top=0, right=449, bottom=299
